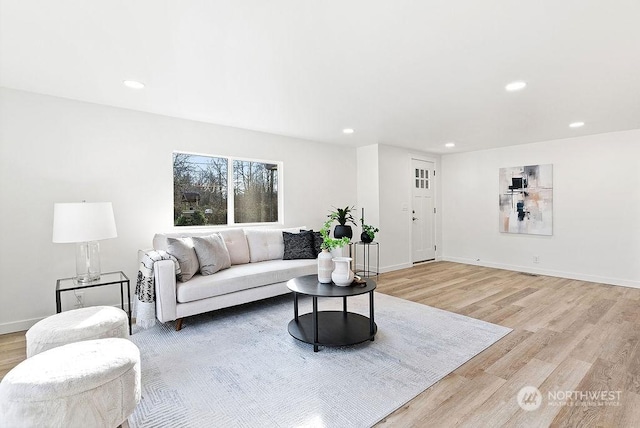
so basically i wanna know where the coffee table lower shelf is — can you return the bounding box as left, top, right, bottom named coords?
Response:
left=288, top=311, right=377, bottom=350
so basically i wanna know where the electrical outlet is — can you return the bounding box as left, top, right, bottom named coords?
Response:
left=533, top=255, right=540, bottom=264
left=74, top=291, right=85, bottom=308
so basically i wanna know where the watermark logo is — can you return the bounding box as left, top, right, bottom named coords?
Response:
left=517, top=386, right=542, bottom=411
left=516, top=386, right=622, bottom=411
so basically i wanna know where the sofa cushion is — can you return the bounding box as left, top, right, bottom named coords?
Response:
left=192, top=234, right=231, bottom=275
left=283, top=231, right=316, bottom=260
left=176, top=259, right=317, bottom=303
left=166, top=237, right=199, bottom=282
left=218, top=229, right=250, bottom=265
left=245, top=228, right=299, bottom=262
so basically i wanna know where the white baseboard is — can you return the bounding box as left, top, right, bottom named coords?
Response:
left=442, top=256, right=640, bottom=289
left=379, top=262, right=413, bottom=274
left=0, top=317, right=45, bottom=335
left=0, top=302, right=132, bottom=335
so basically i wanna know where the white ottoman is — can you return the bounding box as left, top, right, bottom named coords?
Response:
left=0, top=338, right=141, bottom=428
left=26, top=306, right=129, bottom=357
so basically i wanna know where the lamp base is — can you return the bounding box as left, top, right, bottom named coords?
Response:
left=76, top=241, right=101, bottom=283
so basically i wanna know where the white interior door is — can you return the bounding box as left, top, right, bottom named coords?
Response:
left=412, top=159, right=435, bottom=263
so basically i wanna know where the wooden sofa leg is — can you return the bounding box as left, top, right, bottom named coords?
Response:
left=175, top=318, right=183, bottom=331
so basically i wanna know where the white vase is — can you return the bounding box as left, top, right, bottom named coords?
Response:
left=331, top=257, right=354, bottom=286
left=317, top=250, right=334, bottom=283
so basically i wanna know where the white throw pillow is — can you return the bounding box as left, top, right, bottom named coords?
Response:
left=192, top=234, right=231, bottom=275
left=218, top=228, right=251, bottom=265
left=166, top=237, right=199, bottom=282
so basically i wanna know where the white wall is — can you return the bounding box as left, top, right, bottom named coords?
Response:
left=441, top=129, right=640, bottom=288
left=356, top=144, right=380, bottom=234
left=0, top=88, right=357, bottom=333
left=376, top=145, right=441, bottom=272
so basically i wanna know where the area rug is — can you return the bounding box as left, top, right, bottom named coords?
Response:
left=128, top=292, right=511, bottom=428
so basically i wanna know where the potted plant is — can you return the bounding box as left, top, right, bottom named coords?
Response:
left=320, top=214, right=351, bottom=251
left=331, top=206, right=357, bottom=239
left=360, top=220, right=379, bottom=244
left=317, top=213, right=351, bottom=283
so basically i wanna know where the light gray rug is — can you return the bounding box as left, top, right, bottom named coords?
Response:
left=129, top=292, right=511, bottom=428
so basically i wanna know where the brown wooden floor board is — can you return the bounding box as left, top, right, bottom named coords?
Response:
left=458, top=358, right=556, bottom=427
left=506, top=357, right=592, bottom=428
left=550, top=357, right=626, bottom=427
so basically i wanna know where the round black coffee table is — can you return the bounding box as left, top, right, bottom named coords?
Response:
left=287, top=274, right=377, bottom=352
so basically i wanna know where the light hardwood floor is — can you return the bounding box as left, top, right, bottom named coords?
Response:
left=2, top=261, right=639, bottom=427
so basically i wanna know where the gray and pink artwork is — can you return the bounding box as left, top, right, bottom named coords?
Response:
left=499, top=164, right=553, bottom=235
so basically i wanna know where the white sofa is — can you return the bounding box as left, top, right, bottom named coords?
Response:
left=147, top=227, right=318, bottom=330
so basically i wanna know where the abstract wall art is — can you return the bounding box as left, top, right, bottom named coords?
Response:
left=499, top=164, right=553, bottom=235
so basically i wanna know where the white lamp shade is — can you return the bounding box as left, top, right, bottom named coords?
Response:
left=52, top=202, right=118, bottom=243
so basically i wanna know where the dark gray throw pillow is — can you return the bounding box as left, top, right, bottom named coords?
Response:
left=283, top=231, right=316, bottom=260
left=300, top=229, right=323, bottom=256
left=311, top=231, right=323, bottom=256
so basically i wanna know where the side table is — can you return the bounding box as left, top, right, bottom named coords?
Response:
left=56, top=271, right=132, bottom=335
left=353, top=241, right=379, bottom=278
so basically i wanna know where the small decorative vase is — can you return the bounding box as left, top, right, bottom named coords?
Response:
left=317, top=250, right=334, bottom=283
left=334, top=225, right=353, bottom=240
left=331, top=257, right=354, bottom=286
left=361, top=232, right=373, bottom=244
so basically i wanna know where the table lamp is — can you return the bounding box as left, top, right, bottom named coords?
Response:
left=52, top=202, right=117, bottom=283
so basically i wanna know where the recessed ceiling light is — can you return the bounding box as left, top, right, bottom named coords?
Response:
left=342, top=128, right=354, bottom=134
left=569, top=121, right=585, bottom=128
left=123, top=80, right=145, bottom=89
left=505, top=81, right=527, bottom=92
left=445, top=142, right=456, bottom=148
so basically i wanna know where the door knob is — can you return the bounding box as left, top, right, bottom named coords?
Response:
left=412, top=217, right=418, bottom=221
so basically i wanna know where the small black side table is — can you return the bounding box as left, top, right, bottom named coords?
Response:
left=56, top=271, right=132, bottom=334
left=353, top=241, right=379, bottom=278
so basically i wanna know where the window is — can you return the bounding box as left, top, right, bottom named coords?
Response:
left=415, top=168, right=430, bottom=189
left=173, top=152, right=280, bottom=226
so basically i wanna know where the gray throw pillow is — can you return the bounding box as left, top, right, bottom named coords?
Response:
left=192, top=234, right=232, bottom=275
left=283, top=231, right=316, bottom=260
left=166, top=237, right=200, bottom=282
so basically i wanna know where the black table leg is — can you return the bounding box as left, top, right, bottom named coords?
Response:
left=56, top=291, right=61, bottom=313
left=369, top=290, right=375, bottom=341
left=313, top=296, right=318, bottom=352
left=293, top=292, right=299, bottom=321
left=126, top=280, right=132, bottom=335
left=343, top=296, right=347, bottom=314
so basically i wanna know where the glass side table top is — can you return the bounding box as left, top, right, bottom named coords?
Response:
left=56, top=271, right=129, bottom=291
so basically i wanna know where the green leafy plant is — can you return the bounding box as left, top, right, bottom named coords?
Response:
left=319, top=212, right=351, bottom=251
left=332, top=206, right=357, bottom=227
left=360, top=219, right=379, bottom=240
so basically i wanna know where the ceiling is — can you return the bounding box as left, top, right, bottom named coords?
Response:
left=1, top=0, right=639, bottom=154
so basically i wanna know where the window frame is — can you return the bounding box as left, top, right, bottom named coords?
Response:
left=173, top=151, right=284, bottom=228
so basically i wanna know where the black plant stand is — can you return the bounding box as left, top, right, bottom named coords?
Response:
left=353, top=241, right=379, bottom=278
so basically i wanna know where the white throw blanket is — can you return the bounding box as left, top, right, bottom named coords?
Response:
left=135, top=250, right=180, bottom=329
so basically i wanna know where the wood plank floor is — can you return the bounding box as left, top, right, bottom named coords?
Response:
left=374, top=262, right=640, bottom=427
left=2, top=261, right=639, bottom=427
